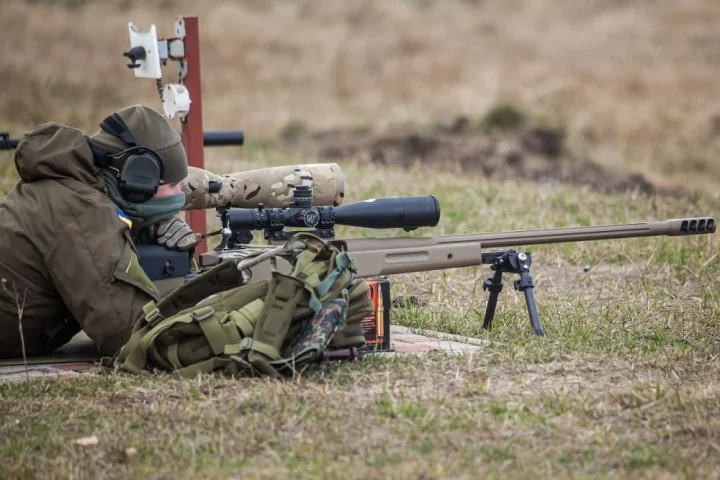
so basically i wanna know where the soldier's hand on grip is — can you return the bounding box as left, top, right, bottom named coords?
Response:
left=155, top=218, right=201, bottom=251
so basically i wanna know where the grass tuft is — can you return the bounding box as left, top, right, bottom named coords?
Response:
left=479, top=104, right=527, bottom=132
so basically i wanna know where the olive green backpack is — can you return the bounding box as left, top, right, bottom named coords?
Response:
left=103, top=233, right=373, bottom=378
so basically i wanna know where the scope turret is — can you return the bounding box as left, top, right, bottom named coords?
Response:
left=225, top=195, right=441, bottom=239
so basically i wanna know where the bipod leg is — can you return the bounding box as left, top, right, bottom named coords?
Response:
left=514, top=269, right=544, bottom=336
left=511, top=252, right=544, bottom=336
left=482, top=270, right=504, bottom=331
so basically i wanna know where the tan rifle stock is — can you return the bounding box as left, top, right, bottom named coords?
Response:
left=195, top=216, right=715, bottom=278
left=331, top=217, right=715, bottom=278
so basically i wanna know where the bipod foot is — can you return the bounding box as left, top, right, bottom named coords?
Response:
left=481, top=250, right=545, bottom=337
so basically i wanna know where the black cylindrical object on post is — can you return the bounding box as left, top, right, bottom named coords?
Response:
left=203, top=130, right=245, bottom=146
left=3, top=131, right=246, bottom=150
left=0, top=133, right=19, bottom=150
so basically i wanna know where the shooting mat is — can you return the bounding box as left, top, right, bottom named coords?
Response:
left=0, top=332, right=99, bottom=367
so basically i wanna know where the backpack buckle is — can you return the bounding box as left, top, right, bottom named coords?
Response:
left=229, top=354, right=255, bottom=376
left=142, top=302, right=164, bottom=326
left=229, top=337, right=256, bottom=375
left=190, top=306, right=215, bottom=322
left=237, top=336, right=253, bottom=351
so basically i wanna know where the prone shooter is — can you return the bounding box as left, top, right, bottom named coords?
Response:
left=0, top=104, right=346, bottom=360
left=0, top=105, right=716, bottom=378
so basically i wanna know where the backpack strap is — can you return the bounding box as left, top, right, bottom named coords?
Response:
left=110, top=299, right=264, bottom=377
left=241, top=234, right=357, bottom=377
left=288, top=234, right=357, bottom=314
left=113, top=307, right=209, bottom=374
left=167, top=257, right=250, bottom=314
left=135, top=255, right=250, bottom=331
left=245, top=272, right=306, bottom=377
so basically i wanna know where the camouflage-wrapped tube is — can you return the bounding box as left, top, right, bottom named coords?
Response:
left=180, top=164, right=345, bottom=210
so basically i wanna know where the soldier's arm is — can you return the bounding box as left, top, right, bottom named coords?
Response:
left=45, top=207, right=160, bottom=356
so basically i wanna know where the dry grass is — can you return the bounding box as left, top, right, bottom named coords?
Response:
left=2, top=353, right=720, bottom=479
left=5, top=145, right=720, bottom=478
left=2, top=1, right=720, bottom=478
left=2, top=0, right=720, bottom=191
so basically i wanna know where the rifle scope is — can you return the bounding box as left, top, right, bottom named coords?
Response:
left=226, top=194, right=441, bottom=232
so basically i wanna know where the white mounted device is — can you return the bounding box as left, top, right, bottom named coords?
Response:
left=126, top=23, right=163, bottom=79
left=124, top=20, right=192, bottom=119
left=162, top=84, right=191, bottom=119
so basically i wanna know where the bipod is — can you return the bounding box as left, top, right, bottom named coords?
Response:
left=481, top=249, right=544, bottom=336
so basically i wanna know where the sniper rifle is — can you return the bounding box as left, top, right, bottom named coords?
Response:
left=139, top=186, right=716, bottom=337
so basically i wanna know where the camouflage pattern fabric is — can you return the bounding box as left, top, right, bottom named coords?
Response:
left=180, top=163, right=346, bottom=210
left=271, top=297, right=348, bottom=377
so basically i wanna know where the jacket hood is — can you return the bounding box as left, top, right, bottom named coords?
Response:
left=14, top=123, right=104, bottom=189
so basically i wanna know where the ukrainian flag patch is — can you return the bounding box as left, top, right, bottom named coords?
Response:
left=116, top=208, right=133, bottom=229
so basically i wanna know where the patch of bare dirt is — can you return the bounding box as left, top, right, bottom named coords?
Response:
left=286, top=118, right=685, bottom=196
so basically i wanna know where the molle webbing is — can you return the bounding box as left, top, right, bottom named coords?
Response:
left=246, top=273, right=306, bottom=377
left=142, top=258, right=249, bottom=324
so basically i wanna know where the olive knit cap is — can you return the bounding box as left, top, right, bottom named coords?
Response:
left=89, top=104, right=188, bottom=184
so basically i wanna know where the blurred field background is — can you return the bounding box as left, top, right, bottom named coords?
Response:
left=2, top=1, right=720, bottom=478
left=2, top=0, right=720, bottom=194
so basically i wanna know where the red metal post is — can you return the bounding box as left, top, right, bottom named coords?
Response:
left=179, top=16, right=207, bottom=254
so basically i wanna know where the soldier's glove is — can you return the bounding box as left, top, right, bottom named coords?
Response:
left=155, top=218, right=201, bottom=251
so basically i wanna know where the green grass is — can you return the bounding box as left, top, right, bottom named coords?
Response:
left=2, top=355, right=719, bottom=479
left=2, top=142, right=720, bottom=479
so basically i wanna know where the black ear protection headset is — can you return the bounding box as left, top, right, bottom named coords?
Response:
left=87, top=113, right=165, bottom=204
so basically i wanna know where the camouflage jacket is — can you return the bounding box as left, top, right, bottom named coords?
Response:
left=0, top=123, right=160, bottom=358
left=0, top=126, right=347, bottom=359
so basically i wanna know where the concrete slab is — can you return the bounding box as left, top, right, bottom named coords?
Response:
left=395, top=339, right=482, bottom=353
left=0, top=332, right=98, bottom=383
left=393, top=345, right=433, bottom=354
left=0, top=364, right=92, bottom=383
left=390, top=325, right=493, bottom=347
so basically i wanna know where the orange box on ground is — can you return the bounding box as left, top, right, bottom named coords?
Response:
left=361, top=279, right=391, bottom=351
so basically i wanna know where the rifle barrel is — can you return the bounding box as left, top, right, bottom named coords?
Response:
left=469, top=217, right=715, bottom=249
left=338, top=217, right=715, bottom=252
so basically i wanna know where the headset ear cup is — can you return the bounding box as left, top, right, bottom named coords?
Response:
left=89, top=112, right=166, bottom=203
left=152, top=151, right=164, bottom=182
left=118, top=152, right=163, bottom=203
